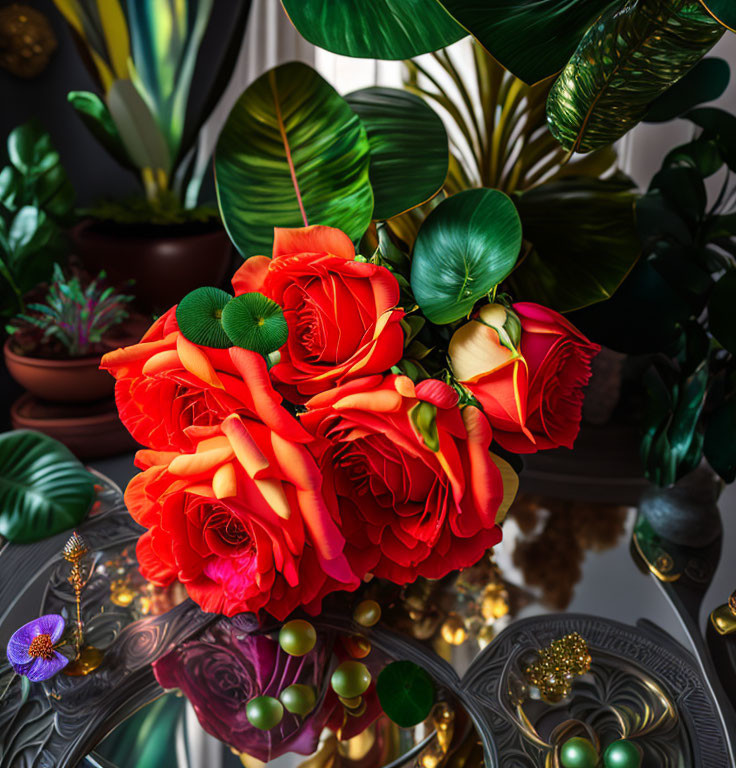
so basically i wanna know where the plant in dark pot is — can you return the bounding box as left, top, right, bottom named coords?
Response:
left=4, top=265, right=140, bottom=458
left=51, top=0, right=253, bottom=312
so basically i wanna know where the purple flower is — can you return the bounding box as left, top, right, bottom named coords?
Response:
left=153, top=615, right=336, bottom=761
left=6, top=615, right=69, bottom=681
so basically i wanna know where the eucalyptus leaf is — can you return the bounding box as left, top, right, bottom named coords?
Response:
left=709, top=270, right=736, bottom=355
left=215, top=62, right=373, bottom=258
left=281, top=0, right=465, bottom=59
left=345, top=88, right=448, bottom=220
left=0, top=431, right=95, bottom=544
left=511, top=176, right=639, bottom=312
left=547, top=0, right=725, bottom=153
left=411, top=188, right=521, bottom=324
left=644, top=57, right=730, bottom=122
left=436, top=0, right=612, bottom=85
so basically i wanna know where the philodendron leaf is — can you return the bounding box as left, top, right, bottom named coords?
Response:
left=411, top=188, right=521, bottom=324
left=699, top=0, right=736, bottom=29
left=436, top=0, right=613, bottom=85
left=644, top=57, right=730, bottom=122
left=709, top=269, right=736, bottom=356
left=0, top=430, right=95, bottom=543
left=547, top=0, right=725, bottom=153
left=215, top=62, right=373, bottom=259
left=280, top=0, right=465, bottom=59
left=511, top=176, right=640, bottom=313
left=345, top=88, right=449, bottom=221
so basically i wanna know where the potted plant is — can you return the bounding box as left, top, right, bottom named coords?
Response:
left=50, top=0, right=253, bottom=311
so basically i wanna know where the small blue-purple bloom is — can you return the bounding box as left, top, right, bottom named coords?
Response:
left=6, top=614, right=68, bottom=681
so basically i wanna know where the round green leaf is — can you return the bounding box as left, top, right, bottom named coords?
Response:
left=699, top=0, right=736, bottom=30
left=436, top=0, right=613, bottom=85
left=221, top=293, right=288, bottom=355
left=176, top=287, right=233, bottom=348
left=376, top=661, right=435, bottom=728
left=345, top=88, right=449, bottom=221
left=411, top=188, right=521, bottom=324
left=281, top=0, right=465, bottom=60
left=644, top=57, right=730, bottom=123
left=0, top=430, right=95, bottom=544
left=709, top=270, right=736, bottom=356
left=215, top=62, right=373, bottom=259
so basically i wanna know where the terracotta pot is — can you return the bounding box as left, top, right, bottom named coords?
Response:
left=70, top=218, right=233, bottom=312
left=4, top=339, right=113, bottom=403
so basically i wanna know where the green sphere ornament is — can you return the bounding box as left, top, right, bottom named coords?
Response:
left=279, top=619, right=317, bottom=657
left=560, top=737, right=599, bottom=768
left=279, top=684, right=316, bottom=716
left=603, top=740, right=642, bottom=768
left=246, top=696, right=284, bottom=730
left=331, top=660, right=371, bottom=698
left=353, top=599, right=382, bottom=627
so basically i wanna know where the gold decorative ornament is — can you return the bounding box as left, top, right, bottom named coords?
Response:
left=0, top=3, right=57, bottom=78
left=416, top=703, right=454, bottom=768
left=440, top=613, right=467, bottom=646
left=710, top=590, right=736, bottom=636
left=63, top=532, right=88, bottom=656
left=525, top=632, right=591, bottom=703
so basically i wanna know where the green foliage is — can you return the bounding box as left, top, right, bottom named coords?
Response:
left=547, top=0, right=725, bottom=153
left=410, top=188, right=522, bottom=324
left=7, top=264, right=133, bottom=358
left=345, top=88, right=449, bottom=221
left=84, top=194, right=218, bottom=226
left=176, top=286, right=233, bottom=349
left=0, top=121, right=74, bottom=317
left=221, top=293, right=288, bottom=356
left=0, top=430, right=95, bottom=544
left=376, top=661, right=435, bottom=728
left=215, top=62, right=373, bottom=259
left=698, top=0, right=736, bottom=29
left=280, top=0, right=465, bottom=59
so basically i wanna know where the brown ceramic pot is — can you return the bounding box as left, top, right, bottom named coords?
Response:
left=3, top=339, right=113, bottom=403
left=70, top=218, right=233, bottom=312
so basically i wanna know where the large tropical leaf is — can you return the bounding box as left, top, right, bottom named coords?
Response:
left=345, top=88, right=448, bottom=221
left=547, top=0, right=725, bottom=153
left=435, top=0, right=614, bottom=85
left=0, top=431, right=95, bottom=544
left=699, top=0, right=736, bottom=29
left=215, top=62, right=373, bottom=259
left=410, top=188, right=522, bottom=324
left=510, top=176, right=639, bottom=312
left=280, top=0, right=465, bottom=59
left=68, top=90, right=134, bottom=170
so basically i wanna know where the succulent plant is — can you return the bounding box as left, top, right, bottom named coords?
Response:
left=7, top=264, right=133, bottom=358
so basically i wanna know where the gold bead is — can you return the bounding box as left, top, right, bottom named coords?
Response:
left=353, top=599, right=381, bottom=627
left=440, top=613, right=467, bottom=646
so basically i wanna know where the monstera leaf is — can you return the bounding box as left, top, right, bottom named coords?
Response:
left=345, top=88, right=448, bottom=221
left=280, top=0, right=465, bottom=59
left=510, top=176, right=640, bottom=313
left=0, top=431, right=95, bottom=544
left=411, top=188, right=522, bottom=324
left=215, top=62, right=373, bottom=258
left=435, top=0, right=613, bottom=85
left=547, top=0, right=725, bottom=153
left=699, top=0, right=736, bottom=29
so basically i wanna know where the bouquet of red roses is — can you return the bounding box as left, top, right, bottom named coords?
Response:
left=102, top=221, right=599, bottom=621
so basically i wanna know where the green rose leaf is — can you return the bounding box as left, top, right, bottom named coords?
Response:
left=411, top=188, right=522, bottom=324
left=176, top=287, right=233, bottom=349
left=547, top=0, right=724, bottom=153
left=221, top=292, right=288, bottom=355
left=436, top=0, right=613, bottom=85
left=0, top=430, right=95, bottom=543
left=709, top=270, right=736, bottom=356
left=281, top=0, right=465, bottom=59
left=376, top=661, right=435, bottom=728
left=345, top=88, right=448, bottom=221
left=644, top=57, right=730, bottom=123
left=215, top=62, right=373, bottom=259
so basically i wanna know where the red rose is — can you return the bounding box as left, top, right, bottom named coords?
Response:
left=449, top=302, right=599, bottom=453
left=300, top=375, right=515, bottom=583
left=125, top=414, right=358, bottom=619
left=232, top=225, right=405, bottom=399
left=101, top=309, right=310, bottom=452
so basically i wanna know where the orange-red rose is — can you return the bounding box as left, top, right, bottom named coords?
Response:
left=125, top=414, right=358, bottom=619
left=101, top=309, right=310, bottom=452
left=450, top=302, right=599, bottom=453
left=232, top=225, right=405, bottom=399
left=300, top=375, right=515, bottom=583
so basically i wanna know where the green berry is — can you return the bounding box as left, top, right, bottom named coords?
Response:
left=279, top=619, right=317, bottom=657
left=560, top=737, right=599, bottom=768
left=331, top=660, right=371, bottom=698
left=280, top=684, right=317, bottom=716
left=246, top=696, right=284, bottom=730
left=603, top=740, right=642, bottom=768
